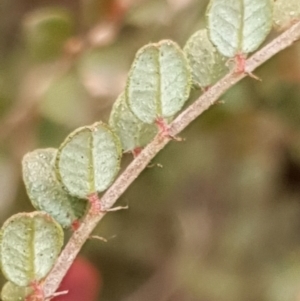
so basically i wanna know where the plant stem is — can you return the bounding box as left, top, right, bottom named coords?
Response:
left=43, top=21, right=300, bottom=298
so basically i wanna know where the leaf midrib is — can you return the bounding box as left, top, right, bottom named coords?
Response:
left=238, top=0, right=245, bottom=53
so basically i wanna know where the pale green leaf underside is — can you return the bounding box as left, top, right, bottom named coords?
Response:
left=183, top=29, right=228, bottom=88
left=207, top=0, right=273, bottom=57
left=126, top=40, right=191, bottom=124
left=0, top=212, right=63, bottom=287
left=56, top=121, right=122, bottom=199
left=273, top=0, right=300, bottom=30
left=22, top=148, right=88, bottom=228
left=109, top=93, right=157, bottom=152
left=1, top=282, right=33, bottom=301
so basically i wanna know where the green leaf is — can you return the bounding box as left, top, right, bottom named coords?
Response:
left=109, top=93, right=157, bottom=152
left=1, top=282, right=33, bottom=301
left=183, top=29, right=228, bottom=89
left=55, top=122, right=122, bottom=199
left=125, top=40, right=191, bottom=124
left=206, top=0, right=273, bottom=57
left=22, top=148, right=88, bottom=228
left=0, top=212, right=64, bottom=287
left=273, top=0, right=300, bottom=31
left=23, top=8, right=73, bottom=61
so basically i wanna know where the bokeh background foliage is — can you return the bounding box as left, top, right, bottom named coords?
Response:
left=1, top=0, right=300, bottom=300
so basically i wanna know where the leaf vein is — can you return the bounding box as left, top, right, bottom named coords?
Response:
left=244, top=5, right=268, bottom=22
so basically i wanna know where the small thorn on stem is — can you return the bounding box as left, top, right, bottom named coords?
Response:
left=89, top=234, right=117, bottom=243
left=245, top=71, right=262, bottom=81
left=89, top=235, right=108, bottom=242
left=101, top=205, right=129, bottom=212
left=155, top=117, right=184, bottom=141
left=147, top=162, right=163, bottom=168
left=215, top=99, right=225, bottom=105
left=89, top=193, right=128, bottom=214
left=45, top=290, right=69, bottom=301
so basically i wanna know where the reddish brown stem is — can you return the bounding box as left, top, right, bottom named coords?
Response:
left=42, top=21, right=300, bottom=299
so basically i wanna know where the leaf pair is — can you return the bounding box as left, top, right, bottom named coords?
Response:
left=8, top=1, right=296, bottom=298
left=23, top=148, right=88, bottom=228
left=3, top=122, right=122, bottom=297
left=23, top=122, right=122, bottom=223
left=110, top=40, right=192, bottom=152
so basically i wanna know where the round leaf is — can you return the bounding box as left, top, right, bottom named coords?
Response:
left=273, top=0, right=300, bottom=31
left=22, top=148, right=88, bottom=228
left=109, top=93, right=158, bottom=152
left=125, top=40, right=191, bottom=124
left=0, top=212, right=64, bottom=287
left=55, top=122, right=122, bottom=199
left=206, top=0, right=273, bottom=57
left=183, top=29, right=228, bottom=89
left=1, top=282, right=33, bottom=301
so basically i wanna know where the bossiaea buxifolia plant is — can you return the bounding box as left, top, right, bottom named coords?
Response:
left=1, top=0, right=300, bottom=300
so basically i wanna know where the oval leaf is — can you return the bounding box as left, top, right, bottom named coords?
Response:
left=109, top=93, right=157, bottom=152
left=206, top=0, right=273, bottom=57
left=0, top=212, right=64, bottom=286
left=55, top=122, right=122, bottom=199
left=183, top=29, right=228, bottom=89
left=1, top=282, right=33, bottom=301
left=125, top=40, right=191, bottom=124
left=273, top=0, right=300, bottom=31
left=22, top=148, right=88, bottom=228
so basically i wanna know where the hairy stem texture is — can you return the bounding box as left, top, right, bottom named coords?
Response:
left=43, top=21, right=300, bottom=298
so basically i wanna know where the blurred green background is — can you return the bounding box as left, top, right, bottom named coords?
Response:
left=1, top=0, right=300, bottom=300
